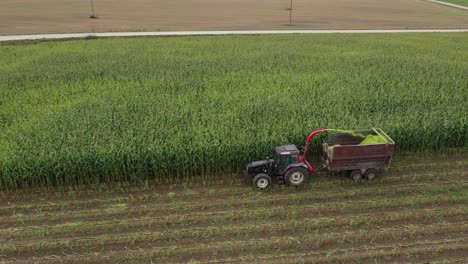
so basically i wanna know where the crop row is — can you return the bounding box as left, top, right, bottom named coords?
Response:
left=211, top=238, right=467, bottom=264
left=2, top=201, right=465, bottom=243
left=22, top=223, right=466, bottom=263
left=3, top=215, right=466, bottom=258
left=0, top=186, right=460, bottom=229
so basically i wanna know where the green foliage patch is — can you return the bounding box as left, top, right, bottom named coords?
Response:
left=0, top=34, right=467, bottom=189
left=439, top=0, right=468, bottom=7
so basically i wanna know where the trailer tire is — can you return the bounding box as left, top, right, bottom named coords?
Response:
left=365, top=169, right=378, bottom=180
left=285, top=167, right=309, bottom=187
left=253, top=173, right=272, bottom=189
left=350, top=170, right=363, bottom=181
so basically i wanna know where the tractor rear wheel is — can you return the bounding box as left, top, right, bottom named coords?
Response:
left=365, top=169, right=378, bottom=180
left=253, top=173, right=272, bottom=189
left=350, top=170, right=363, bottom=181
left=285, top=167, right=309, bottom=187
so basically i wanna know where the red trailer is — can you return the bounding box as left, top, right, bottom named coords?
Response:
left=322, top=128, right=395, bottom=180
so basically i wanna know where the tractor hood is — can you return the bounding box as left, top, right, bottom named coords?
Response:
left=247, top=159, right=274, bottom=168
left=245, top=159, right=274, bottom=179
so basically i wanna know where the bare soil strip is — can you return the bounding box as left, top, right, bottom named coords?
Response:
left=2, top=0, right=468, bottom=35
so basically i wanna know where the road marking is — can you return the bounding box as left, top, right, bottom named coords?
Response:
left=1, top=29, right=468, bottom=42
left=427, top=0, right=468, bottom=10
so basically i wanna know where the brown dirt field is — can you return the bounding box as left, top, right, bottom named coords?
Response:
left=1, top=0, right=468, bottom=35
left=0, top=151, right=467, bottom=263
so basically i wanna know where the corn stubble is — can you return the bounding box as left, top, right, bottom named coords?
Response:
left=0, top=156, right=467, bottom=262
left=0, top=33, right=466, bottom=189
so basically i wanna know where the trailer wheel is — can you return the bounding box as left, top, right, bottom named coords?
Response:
left=253, top=173, right=272, bottom=189
left=285, top=167, right=309, bottom=187
left=350, top=170, right=363, bottom=181
left=365, top=169, right=378, bottom=180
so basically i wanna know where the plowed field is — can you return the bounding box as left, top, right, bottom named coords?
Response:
left=2, top=0, right=468, bottom=35
left=1, top=150, right=466, bottom=263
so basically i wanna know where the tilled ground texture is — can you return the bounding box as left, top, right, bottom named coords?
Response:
left=0, top=151, right=467, bottom=263
left=1, top=0, right=468, bottom=35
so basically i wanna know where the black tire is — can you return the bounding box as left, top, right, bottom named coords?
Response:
left=285, top=167, right=309, bottom=187
left=350, top=170, right=363, bottom=181
left=365, top=169, right=378, bottom=180
left=253, top=173, right=272, bottom=189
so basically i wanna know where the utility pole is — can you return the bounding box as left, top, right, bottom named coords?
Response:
left=90, top=0, right=97, bottom=18
left=289, top=0, right=293, bottom=25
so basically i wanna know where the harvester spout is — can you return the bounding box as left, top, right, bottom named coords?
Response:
left=301, top=128, right=329, bottom=162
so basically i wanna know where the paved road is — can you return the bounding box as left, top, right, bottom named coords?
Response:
left=427, top=0, right=468, bottom=10
left=1, top=29, right=468, bottom=42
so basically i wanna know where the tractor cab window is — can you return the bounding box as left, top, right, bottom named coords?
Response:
left=291, top=155, right=298, bottom=164
left=276, top=154, right=298, bottom=166
left=276, top=154, right=294, bottom=174
left=278, top=155, right=291, bottom=166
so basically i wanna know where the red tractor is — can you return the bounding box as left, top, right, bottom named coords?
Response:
left=245, top=128, right=395, bottom=189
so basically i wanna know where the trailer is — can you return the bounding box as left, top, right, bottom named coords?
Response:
left=245, top=128, right=395, bottom=189
left=322, top=128, right=395, bottom=180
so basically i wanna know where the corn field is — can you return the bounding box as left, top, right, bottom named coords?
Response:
left=0, top=33, right=467, bottom=189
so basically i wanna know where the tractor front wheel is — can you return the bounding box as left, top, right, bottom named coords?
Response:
left=285, top=167, right=309, bottom=187
left=253, top=173, right=272, bottom=189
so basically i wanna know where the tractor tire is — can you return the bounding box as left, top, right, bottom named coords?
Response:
left=350, top=170, right=363, bottom=181
left=285, top=167, right=309, bottom=187
left=253, top=173, right=272, bottom=189
left=365, top=169, right=378, bottom=180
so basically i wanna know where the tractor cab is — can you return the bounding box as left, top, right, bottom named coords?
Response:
left=273, top=145, right=300, bottom=174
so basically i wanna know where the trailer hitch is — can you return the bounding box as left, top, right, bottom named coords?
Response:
left=314, top=165, right=327, bottom=173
